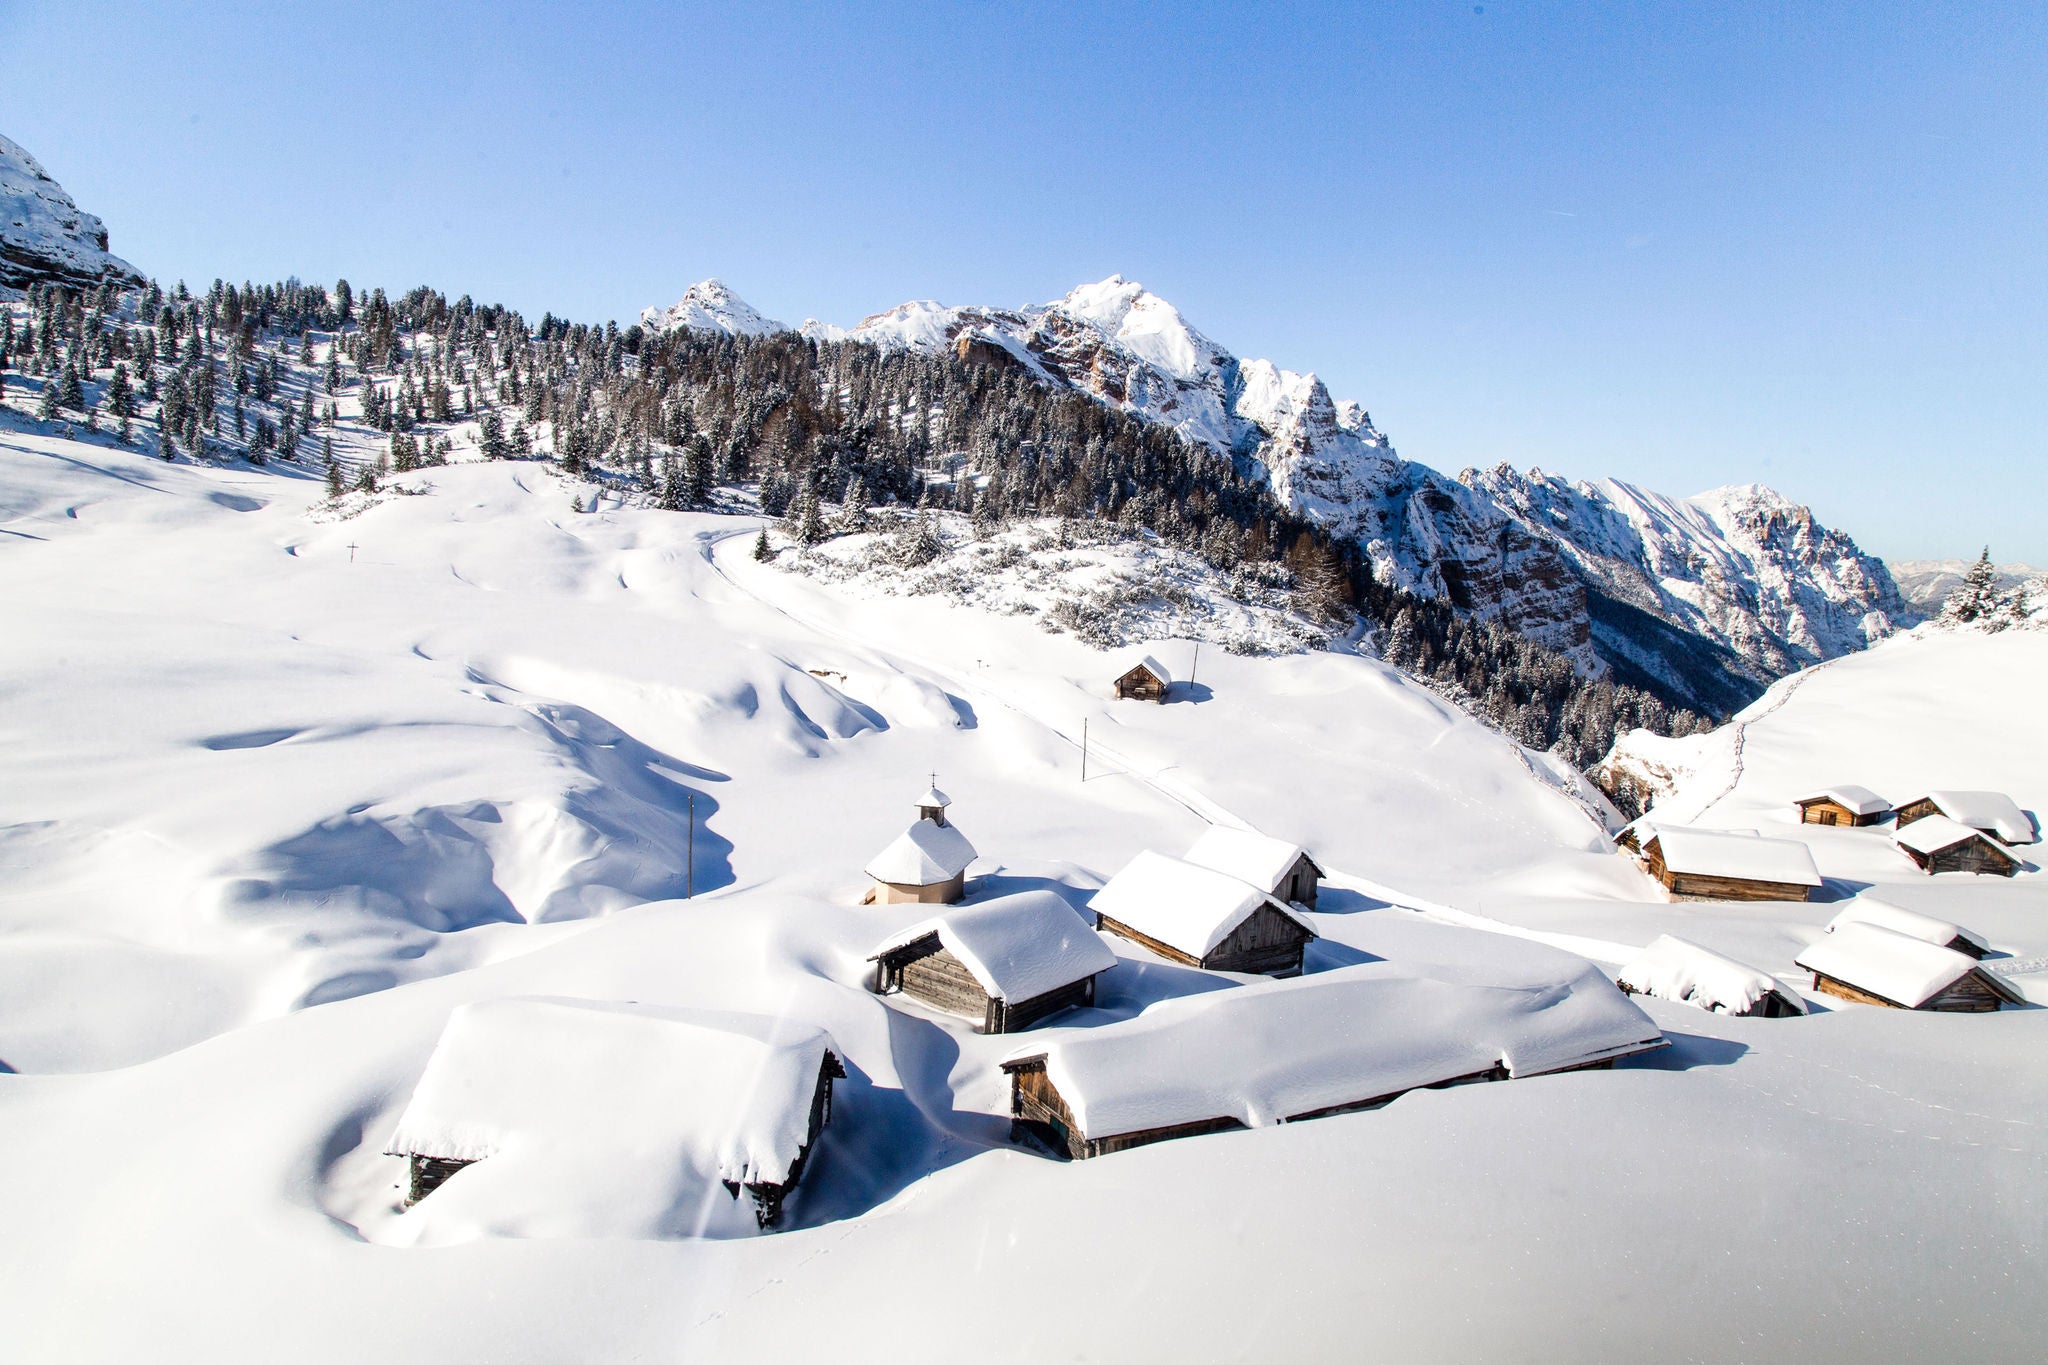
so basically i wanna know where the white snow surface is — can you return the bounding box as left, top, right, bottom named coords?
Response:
left=1825, top=900, right=1987, bottom=955
left=1006, top=954, right=1664, bottom=1138
left=1645, top=827, right=1823, bottom=888
left=1615, top=935, right=1803, bottom=1015
left=0, top=133, right=141, bottom=289
left=386, top=997, right=832, bottom=1197
left=871, top=889, right=1115, bottom=1004
left=638, top=279, right=788, bottom=337
left=1792, top=922, right=1982, bottom=1008
left=1181, top=826, right=1314, bottom=895
left=1900, top=789, right=2036, bottom=844
left=4, top=410, right=2048, bottom=1361
left=1088, top=849, right=1308, bottom=959
left=864, top=817, right=978, bottom=885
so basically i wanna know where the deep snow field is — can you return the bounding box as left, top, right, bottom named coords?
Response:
left=1, top=425, right=2043, bottom=1362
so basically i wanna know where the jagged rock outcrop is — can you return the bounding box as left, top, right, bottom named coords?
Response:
left=1461, top=467, right=1915, bottom=714
left=0, top=133, right=143, bottom=291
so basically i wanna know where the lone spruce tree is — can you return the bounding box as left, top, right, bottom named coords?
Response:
left=752, top=526, right=774, bottom=562
left=1942, top=547, right=2000, bottom=625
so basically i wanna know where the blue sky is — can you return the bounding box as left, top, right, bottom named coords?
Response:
left=5, top=2, right=2043, bottom=561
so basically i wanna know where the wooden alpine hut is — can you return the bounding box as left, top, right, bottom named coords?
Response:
left=1615, top=935, right=1806, bottom=1017
left=1794, top=923, right=2022, bottom=1012
left=861, top=785, right=978, bottom=905
left=1181, top=826, right=1325, bottom=908
left=1893, top=790, right=2037, bottom=847
left=869, top=888, right=1118, bottom=1033
left=1638, top=827, right=1824, bottom=902
left=1111, top=652, right=1172, bottom=703
left=1892, top=814, right=2025, bottom=877
left=1000, top=959, right=1666, bottom=1160
left=384, top=998, right=845, bottom=1230
left=1794, top=785, right=1891, bottom=828
left=1090, top=849, right=1316, bottom=976
left=1823, top=899, right=1990, bottom=959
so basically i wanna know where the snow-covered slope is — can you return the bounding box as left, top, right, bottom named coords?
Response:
left=0, top=133, right=143, bottom=291
left=1464, top=467, right=1914, bottom=713
left=639, top=278, right=787, bottom=337
left=3, top=421, right=2046, bottom=1362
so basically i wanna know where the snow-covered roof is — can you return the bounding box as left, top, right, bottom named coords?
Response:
left=1001, top=958, right=1665, bottom=1139
left=1616, top=935, right=1805, bottom=1016
left=1181, top=827, right=1318, bottom=895
left=1795, top=785, right=1890, bottom=816
left=1113, top=650, right=1172, bottom=685
left=1902, top=791, right=2036, bottom=845
left=1825, top=900, right=1989, bottom=955
left=1089, top=850, right=1312, bottom=959
left=915, top=786, right=951, bottom=809
left=866, top=818, right=978, bottom=886
left=1793, top=924, right=1992, bottom=1009
left=386, top=998, right=837, bottom=1189
left=870, top=889, right=1117, bottom=1003
left=1893, top=813, right=2019, bottom=861
left=1645, top=827, right=1824, bottom=888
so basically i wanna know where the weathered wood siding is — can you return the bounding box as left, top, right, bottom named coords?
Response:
left=1798, top=799, right=1883, bottom=827
left=1204, top=903, right=1314, bottom=976
left=1645, top=840, right=1814, bottom=902
left=1095, top=913, right=1202, bottom=968
left=894, top=942, right=996, bottom=1024
left=1909, top=838, right=2021, bottom=877
left=737, top=1053, right=845, bottom=1229
left=1282, top=852, right=1321, bottom=907
left=1810, top=970, right=2008, bottom=1013
left=1000, top=976, right=1095, bottom=1033
left=406, top=1154, right=473, bottom=1204
left=1114, top=666, right=1167, bottom=702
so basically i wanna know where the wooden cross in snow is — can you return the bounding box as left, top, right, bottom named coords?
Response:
left=346, top=541, right=358, bottom=563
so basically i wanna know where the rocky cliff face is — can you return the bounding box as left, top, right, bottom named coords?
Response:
left=1461, top=468, right=1915, bottom=713
left=0, top=134, right=142, bottom=291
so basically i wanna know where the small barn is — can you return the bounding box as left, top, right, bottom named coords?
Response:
left=1111, top=653, right=1172, bottom=702
left=862, top=786, right=978, bottom=905
left=384, top=998, right=845, bottom=1231
left=1000, top=959, right=1666, bottom=1160
left=869, top=889, right=1118, bottom=1033
left=1893, top=790, right=2037, bottom=846
left=1794, top=785, right=1891, bottom=827
left=1639, top=827, right=1825, bottom=902
left=1615, top=935, right=1807, bottom=1017
left=1823, top=900, right=1990, bottom=959
left=1794, top=923, right=2022, bottom=1012
left=1892, top=814, right=2025, bottom=877
left=1181, top=826, right=1325, bottom=907
left=1612, top=814, right=1658, bottom=854
left=1090, top=849, right=1317, bottom=976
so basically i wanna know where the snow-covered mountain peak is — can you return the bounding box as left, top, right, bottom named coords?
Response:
left=638, top=278, right=786, bottom=337
left=0, top=132, right=143, bottom=290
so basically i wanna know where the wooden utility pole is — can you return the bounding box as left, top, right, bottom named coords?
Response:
left=1190, top=642, right=1200, bottom=689
left=346, top=541, right=359, bottom=563
left=686, top=793, right=695, bottom=899
left=1081, top=719, right=1089, bottom=783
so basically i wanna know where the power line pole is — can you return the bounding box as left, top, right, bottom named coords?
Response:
left=686, top=792, right=695, bottom=899
left=1081, top=719, right=1089, bottom=783
left=1190, top=642, right=1200, bottom=689
left=346, top=541, right=358, bottom=563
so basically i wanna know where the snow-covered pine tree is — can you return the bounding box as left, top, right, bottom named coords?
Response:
left=839, top=474, right=872, bottom=533
left=899, top=510, right=943, bottom=566
left=657, top=455, right=685, bottom=511
left=752, top=526, right=773, bottom=562
left=1941, top=547, right=2001, bottom=625
left=793, top=486, right=826, bottom=545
